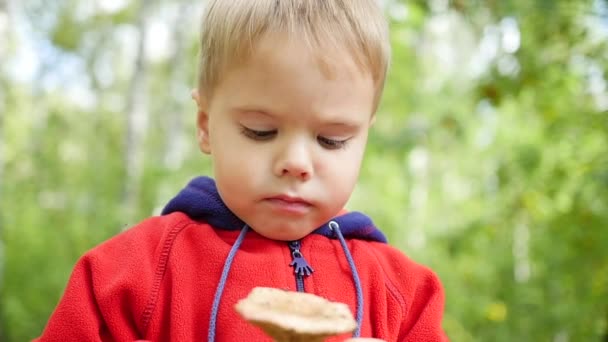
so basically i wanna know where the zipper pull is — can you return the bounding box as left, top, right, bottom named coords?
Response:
left=289, top=241, right=314, bottom=277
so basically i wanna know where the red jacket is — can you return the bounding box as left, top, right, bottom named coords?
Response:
left=36, top=177, right=448, bottom=341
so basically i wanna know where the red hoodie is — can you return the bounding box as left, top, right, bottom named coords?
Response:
left=36, top=177, right=448, bottom=341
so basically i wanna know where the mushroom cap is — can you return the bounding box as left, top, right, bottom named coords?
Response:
left=235, top=287, right=357, bottom=338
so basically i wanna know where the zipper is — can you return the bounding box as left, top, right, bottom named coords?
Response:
left=288, top=240, right=314, bottom=292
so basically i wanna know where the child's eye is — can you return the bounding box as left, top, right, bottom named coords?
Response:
left=241, top=126, right=276, bottom=141
left=318, top=136, right=349, bottom=150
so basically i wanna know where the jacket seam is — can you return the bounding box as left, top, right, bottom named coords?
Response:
left=140, top=217, right=193, bottom=334
left=369, top=246, right=408, bottom=316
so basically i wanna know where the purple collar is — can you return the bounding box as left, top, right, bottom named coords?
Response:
left=162, top=176, right=387, bottom=243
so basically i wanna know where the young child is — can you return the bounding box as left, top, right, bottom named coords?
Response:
left=37, top=0, right=448, bottom=341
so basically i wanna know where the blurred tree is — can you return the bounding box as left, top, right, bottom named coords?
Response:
left=0, top=0, right=606, bottom=341
left=358, top=0, right=608, bottom=340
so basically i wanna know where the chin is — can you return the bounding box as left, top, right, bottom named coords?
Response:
left=255, top=228, right=311, bottom=241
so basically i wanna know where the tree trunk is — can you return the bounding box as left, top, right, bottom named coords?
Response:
left=122, top=0, right=150, bottom=224
left=0, top=0, right=12, bottom=340
left=161, top=0, right=191, bottom=170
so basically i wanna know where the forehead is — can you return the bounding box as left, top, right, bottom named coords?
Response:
left=250, top=33, right=370, bottom=81
left=210, top=34, right=375, bottom=122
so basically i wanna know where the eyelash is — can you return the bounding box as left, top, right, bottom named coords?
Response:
left=317, top=136, right=349, bottom=150
left=240, top=126, right=349, bottom=150
left=240, top=127, right=276, bottom=140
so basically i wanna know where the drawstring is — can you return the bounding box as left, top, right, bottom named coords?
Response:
left=329, top=220, right=364, bottom=338
left=208, top=221, right=363, bottom=340
left=208, top=224, right=249, bottom=342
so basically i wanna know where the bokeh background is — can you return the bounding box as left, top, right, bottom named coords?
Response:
left=1, top=0, right=607, bottom=341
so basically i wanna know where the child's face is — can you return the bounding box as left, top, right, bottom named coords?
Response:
left=195, top=34, right=376, bottom=241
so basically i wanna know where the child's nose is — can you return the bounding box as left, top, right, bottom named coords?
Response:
left=274, top=140, right=313, bottom=181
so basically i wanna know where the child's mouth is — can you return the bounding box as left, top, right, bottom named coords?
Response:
left=264, top=195, right=312, bottom=214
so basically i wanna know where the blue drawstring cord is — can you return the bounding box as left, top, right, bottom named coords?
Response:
left=329, top=220, right=364, bottom=337
left=208, top=221, right=364, bottom=340
left=208, top=225, right=249, bottom=342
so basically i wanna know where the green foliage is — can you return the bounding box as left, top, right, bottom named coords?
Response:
left=1, top=0, right=607, bottom=341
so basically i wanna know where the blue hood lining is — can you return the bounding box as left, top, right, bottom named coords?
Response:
left=161, top=176, right=387, bottom=243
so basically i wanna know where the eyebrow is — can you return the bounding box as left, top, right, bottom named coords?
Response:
left=321, top=121, right=362, bottom=130
left=232, top=106, right=275, bottom=117
left=233, top=106, right=363, bottom=128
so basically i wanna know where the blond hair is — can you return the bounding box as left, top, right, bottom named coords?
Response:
left=197, top=0, right=391, bottom=108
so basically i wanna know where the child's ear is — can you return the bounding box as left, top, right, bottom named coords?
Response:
left=192, top=89, right=211, bottom=154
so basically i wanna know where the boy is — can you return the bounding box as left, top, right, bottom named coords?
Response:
left=37, top=0, right=448, bottom=341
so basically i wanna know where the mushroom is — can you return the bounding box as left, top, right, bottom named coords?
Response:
left=235, top=287, right=358, bottom=342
